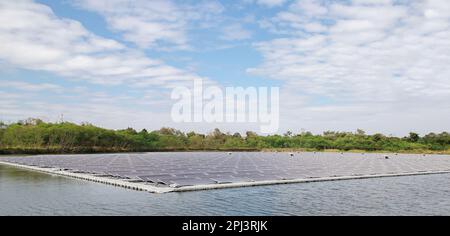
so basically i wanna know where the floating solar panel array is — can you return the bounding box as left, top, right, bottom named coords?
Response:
left=1, top=152, right=450, bottom=190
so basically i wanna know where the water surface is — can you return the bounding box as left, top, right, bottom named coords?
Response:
left=1, top=164, right=450, bottom=215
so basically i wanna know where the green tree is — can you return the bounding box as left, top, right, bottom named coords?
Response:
left=408, top=132, right=420, bottom=142
left=1, top=118, right=449, bottom=154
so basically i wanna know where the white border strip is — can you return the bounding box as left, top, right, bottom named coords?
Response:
left=174, top=170, right=450, bottom=192
left=2, top=160, right=450, bottom=194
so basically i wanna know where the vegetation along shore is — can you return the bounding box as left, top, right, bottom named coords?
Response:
left=0, top=118, right=449, bottom=155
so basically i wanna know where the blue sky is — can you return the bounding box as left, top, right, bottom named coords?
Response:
left=1, top=0, right=450, bottom=135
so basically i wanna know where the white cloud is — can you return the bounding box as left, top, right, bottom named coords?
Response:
left=256, top=0, right=287, bottom=8
left=73, top=0, right=224, bottom=50
left=0, top=81, right=63, bottom=92
left=0, top=0, right=206, bottom=88
left=221, top=23, right=252, bottom=41
left=249, top=0, right=450, bottom=135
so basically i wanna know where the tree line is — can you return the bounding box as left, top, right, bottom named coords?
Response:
left=0, top=118, right=449, bottom=154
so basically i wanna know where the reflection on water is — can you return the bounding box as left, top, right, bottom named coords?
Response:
left=1, top=164, right=450, bottom=216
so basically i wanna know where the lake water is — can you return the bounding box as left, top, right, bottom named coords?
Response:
left=1, top=164, right=450, bottom=216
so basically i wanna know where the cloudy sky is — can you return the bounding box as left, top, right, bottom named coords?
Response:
left=1, top=0, right=450, bottom=136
